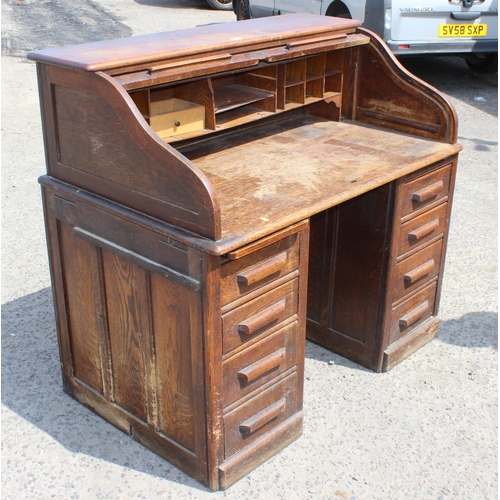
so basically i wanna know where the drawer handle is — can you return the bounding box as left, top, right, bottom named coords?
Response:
left=408, top=219, right=440, bottom=242
left=399, top=301, right=429, bottom=329
left=237, top=348, right=286, bottom=384
left=237, top=252, right=288, bottom=286
left=239, top=398, right=286, bottom=436
left=404, top=259, right=435, bottom=285
left=237, top=299, right=286, bottom=335
left=411, top=180, right=444, bottom=203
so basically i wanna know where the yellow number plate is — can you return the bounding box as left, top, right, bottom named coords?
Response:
left=439, top=24, right=488, bottom=37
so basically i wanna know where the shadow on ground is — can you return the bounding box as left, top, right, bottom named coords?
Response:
left=134, top=0, right=214, bottom=10
left=1, top=287, right=210, bottom=491
left=2, top=286, right=497, bottom=485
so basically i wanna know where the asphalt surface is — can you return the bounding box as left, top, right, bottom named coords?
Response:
left=1, top=1, right=498, bottom=499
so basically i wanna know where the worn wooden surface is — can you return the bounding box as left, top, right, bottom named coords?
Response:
left=187, top=116, right=460, bottom=246
left=27, top=15, right=361, bottom=72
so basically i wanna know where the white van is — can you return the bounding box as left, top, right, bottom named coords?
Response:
left=234, top=0, right=498, bottom=72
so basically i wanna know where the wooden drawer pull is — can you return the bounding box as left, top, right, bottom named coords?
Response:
left=239, top=398, right=286, bottom=435
left=408, top=219, right=440, bottom=242
left=237, top=348, right=286, bottom=384
left=237, top=253, right=288, bottom=286
left=404, top=259, right=435, bottom=285
left=237, top=299, right=286, bottom=335
left=399, top=301, right=429, bottom=329
left=411, top=180, right=444, bottom=203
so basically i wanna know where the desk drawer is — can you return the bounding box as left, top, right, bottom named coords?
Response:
left=222, top=279, right=298, bottom=355
left=222, top=321, right=298, bottom=408
left=394, top=239, right=443, bottom=301
left=223, top=371, right=299, bottom=459
left=398, top=202, right=448, bottom=257
left=221, top=233, right=300, bottom=307
left=389, top=281, right=438, bottom=345
left=400, top=164, right=452, bottom=218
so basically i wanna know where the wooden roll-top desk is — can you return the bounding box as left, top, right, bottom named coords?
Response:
left=29, top=15, right=462, bottom=490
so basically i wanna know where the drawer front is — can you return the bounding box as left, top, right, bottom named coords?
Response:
left=221, top=233, right=300, bottom=307
left=223, top=321, right=298, bottom=408
left=394, top=239, right=443, bottom=301
left=398, top=202, right=448, bottom=257
left=389, top=281, right=438, bottom=344
left=222, top=279, right=298, bottom=355
left=400, top=164, right=452, bottom=218
left=223, top=371, right=299, bottom=459
left=150, top=98, right=205, bottom=138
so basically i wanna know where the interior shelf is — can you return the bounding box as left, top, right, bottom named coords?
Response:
left=215, top=106, right=275, bottom=128
left=214, top=85, right=274, bottom=114
left=326, top=68, right=342, bottom=77
left=128, top=50, right=346, bottom=144
left=285, top=77, right=303, bottom=87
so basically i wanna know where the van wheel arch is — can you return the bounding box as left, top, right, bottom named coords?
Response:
left=325, top=1, right=352, bottom=18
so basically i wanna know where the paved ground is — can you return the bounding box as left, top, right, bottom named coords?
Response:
left=1, top=1, right=497, bottom=499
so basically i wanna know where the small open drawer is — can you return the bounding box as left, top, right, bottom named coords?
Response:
left=150, top=98, right=205, bottom=138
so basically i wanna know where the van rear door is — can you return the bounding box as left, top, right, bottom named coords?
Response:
left=387, top=0, right=498, bottom=55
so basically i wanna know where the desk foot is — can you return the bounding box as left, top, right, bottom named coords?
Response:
left=218, top=412, right=303, bottom=490
left=382, top=317, right=440, bottom=371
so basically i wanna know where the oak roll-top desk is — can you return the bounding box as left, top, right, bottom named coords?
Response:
left=29, top=14, right=462, bottom=490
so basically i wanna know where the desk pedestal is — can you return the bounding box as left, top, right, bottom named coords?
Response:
left=307, top=157, right=457, bottom=372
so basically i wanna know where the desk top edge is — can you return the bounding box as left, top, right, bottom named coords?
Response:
left=27, top=14, right=361, bottom=72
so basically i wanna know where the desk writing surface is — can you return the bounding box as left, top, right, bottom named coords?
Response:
left=182, top=115, right=461, bottom=248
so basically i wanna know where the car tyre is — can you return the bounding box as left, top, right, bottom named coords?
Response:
left=236, top=0, right=251, bottom=19
left=207, top=0, right=233, bottom=10
left=325, top=1, right=352, bottom=18
left=465, top=53, right=498, bottom=74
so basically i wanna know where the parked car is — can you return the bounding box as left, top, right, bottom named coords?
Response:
left=233, top=0, right=498, bottom=72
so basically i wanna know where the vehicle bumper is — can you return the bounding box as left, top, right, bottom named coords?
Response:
left=387, top=39, right=498, bottom=55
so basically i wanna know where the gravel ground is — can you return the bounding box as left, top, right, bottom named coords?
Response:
left=1, top=1, right=497, bottom=499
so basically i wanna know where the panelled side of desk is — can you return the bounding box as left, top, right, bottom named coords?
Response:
left=40, top=180, right=310, bottom=490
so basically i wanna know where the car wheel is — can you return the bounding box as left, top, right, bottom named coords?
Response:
left=236, top=0, right=251, bottom=19
left=465, top=53, right=498, bottom=74
left=325, top=1, right=352, bottom=18
left=206, top=0, right=233, bottom=10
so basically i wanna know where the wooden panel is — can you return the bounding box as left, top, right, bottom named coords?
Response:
left=389, top=281, right=438, bottom=345
left=223, top=372, right=298, bottom=459
left=222, top=321, right=298, bottom=408
left=102, top=250, right=148, bottom=421
left=58, top=220, right=103, bottom=393
left=329, top=186, right=390, bottom=341
left=306, top=184, right=392, bottom=370
left=355, top=29, right=458, bottom=143
left=397, top=202, right=448, bottom=257
left=47, top=187, right=193, bottom=278
left=53, top=84, right=198, bottom=212
left=393, top=239, right=443, bottom=301
left=220, top=233, right=300, bottom=307
left=306, top=209, right=335, bottom=326
left=43, top=66, right=219, bottom=240
left=150, top=272, right=198, bottom=452
left=400, top=164, right=452, bottom=218
left=222, top=279, right=299, bottom=355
